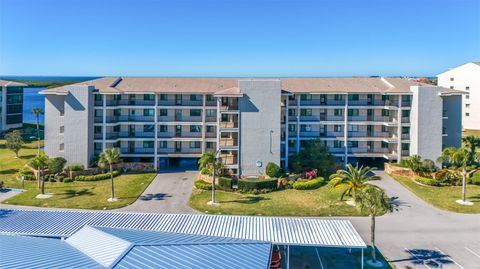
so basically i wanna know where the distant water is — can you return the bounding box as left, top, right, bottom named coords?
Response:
left=1, top=76, right=98, bottom=81
left=23, top=87, right=45, bottom=124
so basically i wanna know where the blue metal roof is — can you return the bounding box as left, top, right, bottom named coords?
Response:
left=0, top=234, right=101, bottom=269
left=0, top=209, right=366, bottom=248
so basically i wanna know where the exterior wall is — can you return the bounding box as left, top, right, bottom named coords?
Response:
left=44, top=94, right=65, bottom=158
left=1, top=86, right=24, bottom=131
left=238, top=80, right=282, bottom=175
left=442, top=95, right=462, bottom=148
left=409, top=86, right=443, bottom=161
left=437, top=62, right=480, bottom=130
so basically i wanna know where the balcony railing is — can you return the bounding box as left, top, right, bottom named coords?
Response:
left=219, top=122, right=238, bottom=128
left=219, top=138, right=238, bottom=147
left=159, top=100, right=203, bottom=106
left=104, top=115, right=154, bottom=122
left=121, top=148, right=155, bottom=155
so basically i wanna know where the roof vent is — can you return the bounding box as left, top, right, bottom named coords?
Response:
left=110, top=77, right=123, bottom=88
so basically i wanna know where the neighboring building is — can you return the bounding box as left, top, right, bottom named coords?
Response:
left=0, top=80, right=26, bottom=132
left=42, top=77, right=463, bottom=175
left=437, top=62, right=480, bottom=130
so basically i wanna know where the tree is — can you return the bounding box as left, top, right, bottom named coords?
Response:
left=329, top=164, right=380, bottom=201
left=48, top=157, right=67, bottom=175
left=266, top=162, right=282, bottom=178
left=32, top=107, right=42, bottom=155
left=355, top=185, right=393, bottom=264
left=462, top=136, right=480, bottom=165
left=404, top=155, right=423, bottom=175
left=198, top=151, right=225, bottom=176
left=289, top=139, right=335, bottom=175
left=5, top=130, right=24, bottom=158
left=98, top=147, right=121, bottom=201
left=437, top=147, right=478, bottom=203
left=29, top=151, right=50, bottom=194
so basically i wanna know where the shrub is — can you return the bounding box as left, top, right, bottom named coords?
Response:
left=266, top=162, right=282, bottom=178
left=75, top=170, right=121, bottom=181
left=303, top=169, right=318, bottom=180
left=63, top=178, right=73, bottom=183
left=218, top=177, right=232, bottom=190
left=68, top=164, right=84, bottom=171
left=48, top=157, right=67, bottom=175
left=414, top=176, right=444, bottom=187
left=0, top=181, right=4, bottom=189
left=237, top=178, right=277, bottom=192
left=469, top=171, right=480, bottom=185
left=293, top=177, right=324, bottom=190
left=422, top=159, right=437, bottom=173
left=194, top=180, right=212, bottom=190
left=56, top=175, right=65, bottom=182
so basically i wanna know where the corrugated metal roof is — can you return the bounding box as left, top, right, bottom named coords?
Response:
left=0, top=209, right=366, bottom=248
left=0, top=234, right=101, bottom=269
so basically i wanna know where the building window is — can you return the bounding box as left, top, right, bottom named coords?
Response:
left=450, top=86, right=454, bottom=89
left=347, top=125, right=359, bottom=132
left=206, top=94, right=214, bottom=101
left=381, top=141, right=388, bottom=148
left=334, top=94, right=343, bottom=101
left=381, top=109, right=389, bottom=117
left=190, top=94, right=200, bottom=101
left=334, top=109, right=343, bottom=116
left=113, top=109, right=121, bottom=116
left=159, top=109, right=168, bottom=116
left=159, top=141, right=168, bottom=148
left=60, top=143, right=64, bottom=151
left=190, top=125, right=201, bottom=132
left=160, top=94, right=168, bottom=101
left=288, top=109, right=296, bottom=116
left=466, top=104, right=470, bottom=108
left=466, top=86, right=470, bottom=91
left=94, top=143, right=102, bottom=150
left=300, top=125, right=312, bottom=132
left=466, top=113, right=470, bottom=117
left=95, top=94, right=102, bottom=101
left=190, top=109, right=201, bottom=117
left=143, top=141, right=154, bottom=148
left=334, top=125, right=342, bottom=132
left=288, top=124, right=296, bottom=132
left=381, top=125, right=388, bottom=132
left=206, top=126, right=215, bottom=132
left=300, top=109, right=312, bottom=116
left=402, top=126, right=410, bottom=134
left=189, top=141, right=201, bottom=148
left=113, top=125, right=120, bottom=132
left=159, top=125, right=168, bottom=132
left=60, top=126, right=64, bottom=134
left=334, top=140, right=342, bottom=148
left=450, top=77, right=454, bottom=81
left=143, top=109, right=154, bottom=116
left=381, top=95, right=390, bottom=101
left=94, top=110, right=102, bottom=117
left=402, top=143, right=409, bottom=151
left=300, top=94, right=312, bottom=101
left=144, top=125, right=154, bottom=133
left=348, top=141, right=358, bottom=148
left=348, top=109, right=359, bottom=117
left=466, top=95, right=470, bottom=99
left=144, top=94, right=155, bottom=100
left=442, top=128, right=447, bottom=135
left=402, top=110, right=410, bottom=117
left=94, top=126, right=102, bottom=134
left=348, top=94, right=359, bottom=101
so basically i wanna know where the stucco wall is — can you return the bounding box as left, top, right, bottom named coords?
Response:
left=442, top=95, right=462, bottom=148
left=44, top=94, right=65, bottom=158
left=238, top=80, right=281, bottom=175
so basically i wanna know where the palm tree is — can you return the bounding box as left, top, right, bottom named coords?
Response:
left=98, top=148, right=121, bottom=201
left=355, top=185, right=393, bottom=264
left=32, top=107, right=42, bottom=155
left=405, top=155, right=423, bottom=175
left=462, top=136, right=480, bottom=165
left=329, top=164, right=380, bottom=201
left=437, top=147, right=478, bottom=203
left=198, top=151, right=225, bottom=175
left=29, top=151, right=49, bottom=194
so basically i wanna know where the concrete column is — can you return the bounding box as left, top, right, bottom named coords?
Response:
left=201, top=94, right=207, bottom=153
left=285, top=97, right=289, bottom=170
left=344, top=94, right=349, bottom=165
left=102, top=95, right=106, bottom=150
left=296, top=96, right=300, bottom=153
left=216, top=98, right=221, bottom=152
left=154, top=94, right=158, bottom=170
left=397, top=95, right=402, bottom=163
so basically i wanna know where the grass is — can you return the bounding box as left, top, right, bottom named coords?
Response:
left=3, top=173, right=156, bottom=210
left=0, top=139, right=40, bottom=188
left=189, top=184, right=376, bottom=216
left=462, top=129, right=480, bottom=137
left=391, top=175, right=480, bottom=214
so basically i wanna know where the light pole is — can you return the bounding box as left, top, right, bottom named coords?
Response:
left=208, top=149, right=221, bottom=206
left=21, top=175, right=25, bottom=189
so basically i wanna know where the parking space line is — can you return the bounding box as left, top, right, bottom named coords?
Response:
left=404, top=248, right=432, bottom=269
left=435, top=247, right=465, bottom=269
left=465, top=247, right=480, bottom=260
left=314, top=247, right=325, bottom=269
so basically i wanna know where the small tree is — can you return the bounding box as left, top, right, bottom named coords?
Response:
left=98, top=148, right=121, bottom=201
left=48, top=157, right=67, bottom=176
left=266, top=162, right=281, bottom=178
left=198, top=151, right=225, bottom=176
left=329, top=164, right=380, bottom=201
left=404, top=155, right=423, bottom=175
left=32, top=107, right=42, bottom=155
left=5, top=130, right=24, bottom=158
left=289, top=139, right=335, bottom=175
left=29, top=151, right=50, bottom=194
left=355, top=185, right=393, bottom=264
left=462, top=136, right=480, bottom=165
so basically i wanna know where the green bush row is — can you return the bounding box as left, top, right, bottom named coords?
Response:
left=217, top=177, right=232, bottom=190
left=75, top=171, right=121, bottom=181
left=237, top=178, right=277, bottom=192
left=194, top=180, right=212, bottom=190
left=469, top=172, right=480, bottom=185
left=292, top=177, right=324, bottom=190
left=414, top=176, right=445, bottom=187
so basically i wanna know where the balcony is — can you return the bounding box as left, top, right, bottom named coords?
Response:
left=96, top=100, right=156, bottom=106
left=401, top=134, right=410, bottom=140
left=158, top=100, right=203, bottom=106
left=219, top=122, right=238, bottom=129
left=402, top=100, right=411, bottom=107
left=347, top=148, right=390, bottom=154
left=329, top=147, right=345, bottom=153
left=220, top=102, right=239, bottom=111
left=158, top=116, right=202, bottom=122
left=158, top=132, right=202, bottom=138
left=205, top=116, right=217, bottom=122
left=121, top=148, right=155, bottom=155
left=220, top=154, right=238, bottom=165
left=104, top=115, right=154, bottom=123
left=401, top=117, right=410, bottom=123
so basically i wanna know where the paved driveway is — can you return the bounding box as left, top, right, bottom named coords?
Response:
left=119, top=170, right=199, bottom=214
left=348, top=171, right=480, bottom=269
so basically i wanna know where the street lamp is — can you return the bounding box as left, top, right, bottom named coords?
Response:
left=21, top=175, right=25, bottom=189
left=208, top=149, right=221, bottom=206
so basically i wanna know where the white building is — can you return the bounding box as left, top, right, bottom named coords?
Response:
left=437, top=62, right=480, bottom=130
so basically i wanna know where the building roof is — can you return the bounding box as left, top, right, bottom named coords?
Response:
left=0, top=209, right=366, bottom=248
left=42, top=76, right=440, bottom=95
left=0, top=79, right=28, bottom=87
left=436, top=61, right=480, bottom=76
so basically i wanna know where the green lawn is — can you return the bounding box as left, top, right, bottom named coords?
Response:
left=0, top=139, right=39, bottom=188
left=189, top=184, right=374, bottom=216
left=3, top=173, right=156, bottom=210
left=462, top=129, right=480, bottom=137
left=391, top=175, right=480, bottom=214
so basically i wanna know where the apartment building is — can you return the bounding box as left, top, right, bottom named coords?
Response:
left=42, top=77, right=463, bottom=176
left=0, top=80, right=26, bottom=132
left=437, top=62, right=480, bottom=130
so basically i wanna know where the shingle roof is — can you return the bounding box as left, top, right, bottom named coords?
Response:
left=0, top=79, right=28, bottom=87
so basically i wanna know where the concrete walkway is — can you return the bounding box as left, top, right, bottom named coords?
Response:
left=348, top=171, right=480, bottom=269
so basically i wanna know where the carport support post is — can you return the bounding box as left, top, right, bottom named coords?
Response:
left=361, top=248, right=364, bottom=269
left=287, top=245, right=290, bottom=269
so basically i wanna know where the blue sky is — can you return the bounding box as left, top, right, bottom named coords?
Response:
left=0, top=0, right=479, bottom=77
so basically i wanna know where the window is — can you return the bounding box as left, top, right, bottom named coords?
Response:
left=288, top=109, right=296, bottom=116
left=348, top=94, right=359, bottom=101
left=348, top=109, right=359, bottom=117
left=288, top=95, right=295, bottom=101
left=402, top=143, right=409, bottom=151
left=159, top=125, right=168, bottom=132
left=381, top=95, right=390, bottom=101
left=348, top=141, right=358, bottom=148
left=450, top=86, right=454, bottom=89
left=114, top=95, right=121, bottom=101
left=334, top=94, right=343, bottom=101
left=190, top=94, right=200, bottom=101
left=300, top=94, right=312, bottom=101
left=143, top=141, right=154, bottom=148
left=381, top=141, right=389, bottom=148
left=206, top=95, right=215, bottom=101
left=450, top=77, right=454, bottom=81
left=466, top=113, right=470, bottom=117
left=466, top=86, right=470, bottom=91
left=206, top=109, right=215, bottom=117
left=402, top=110, right=410, bottom=117
left=143, top=109, right=154, bottom=116
left=60, top=126, right=64, bottom=134
left=190, top=109, right=201, bottom=117
left=189, top=141, right=201, bottom=148
left=94, top=143, right=102, bottom=150
left=206, top=126, right=215, bottom=132
left=334, top=125, right=342, bottom=132
left=381, top=109, right=389, bottom=117
left=466, top=104, right=470, bottom=108
left=144, top=125, right=154, bottom=133
left=60, top=110, right=64, bottom=116
left=144, top=94, right=154, bottom=100
left=381, top=125, right=388, bottom=132
left=466, top=95, right=470, bottom=99
left=347, top=125, right=359, bottom=132
left=159, top=109, right=168, bottom=116
left=300, top=109, right=312, bottom=116
left=288, top=124, right=296, bottom=132
left=160, top=94, right=168, bottom=101
left=334, top=140, right=342, bottom=148
left=334, top=109, right=343, bottom=116
left=113, top=109, right=121, bottom=116
left=402, top=127, right=409, bottom=134
left=206, top=142, right=214, bottom=149
left=190, top=125, right=202, bottom=132
left=300, top=125, right=312, bottom=132
left=60, top=143, right=65, bottom=151
left=113, top=125, right=120, bottom=132
left=159, top=141, right=168, bottom=148
left=442, top=127, right=447, bottom=135
left=94, top=126, right=102, bottom=134
left=95, top=94, right=102, bottom=101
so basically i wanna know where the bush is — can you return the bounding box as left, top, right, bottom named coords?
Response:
left=266, top=162, right=282, bottom=178
left=293, top=177, right=324, bottom=190
left=469, top=171, right=480, bottom=185
left=63, top=178, right=73, bottom=183
left=237, top=178, right=277, bottom=192
left=48, top=157, right=67, bottom=175
left=68, top=164, right=84, bottom=171
left=218, top=177, right=232, bottom=190
left=422, top=159, right=437, bottom=173
left=56, top=175, right=65, bottom=182
left=194, top=180, right=212, bottom=190
left=414, top=176, right=444, bottom=187
left=0, top=181, right=4, bottom=189
left=75, top=170, right=121, bottom=181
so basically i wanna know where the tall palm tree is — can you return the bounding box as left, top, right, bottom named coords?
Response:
left=462, top=136, right=480, bottom=164
left=29, top=151, right=49, bottom=194
left=98, top=148, right=121, bottom=201
left=437, top=147, right=478, bottom=203
left=32, top=107, right=42, bottom=155
left=198, top=151, right=224, bottom=175
left=329, top=164, right=380, bottom=201
left=355, top=185, right=393, bottom=264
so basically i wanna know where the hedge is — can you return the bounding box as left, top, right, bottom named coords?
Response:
left=237, top=178, right=277, bottom=192
left=218, top=177, right=232, bottom=190
left=194, top=180, right=212, bottom=190
left=293, top=177, right=324, bottom=190
left=414, top=176, right=444, bottom=187
left=68, top=163, right=85, bottom=171
left=75, top=170, right=121, bottom=181
left=469, top=172, right=480, bottom=185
